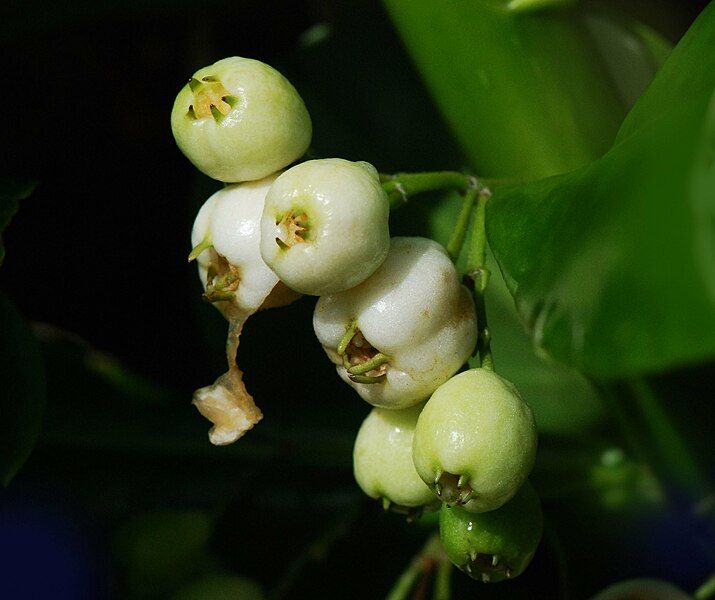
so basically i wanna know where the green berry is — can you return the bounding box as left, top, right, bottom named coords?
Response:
left=353, top=405, right=437, bottom=516
left=439, top=482, right=543, bottom=583
left=260, top=159, right=390, bottom=295
left=412, top=368, right=537, bottom=512
left=171, top=57, right=311, bottom=182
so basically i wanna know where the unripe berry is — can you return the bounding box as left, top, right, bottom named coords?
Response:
left=172, top=57, right=311, bottom=182
left=313, top=237, right=477, bottom=409
left=439, top=482, right=543, bottom=583
left=412, top=368, right=537, bottom=512
left=353, top=405, right=437, bottom=516
left=260, top=159, right=390, bottom=296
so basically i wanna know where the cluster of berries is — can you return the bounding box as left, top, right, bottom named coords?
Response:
left=172, top=57, right=541, bottom=583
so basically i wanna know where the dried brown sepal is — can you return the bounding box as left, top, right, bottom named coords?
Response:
left=192, top=310, right=262, bottom=445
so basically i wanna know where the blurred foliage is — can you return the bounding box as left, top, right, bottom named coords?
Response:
left=383, top=0, right=625, bottom=179
left=113, top=509, right=215, bottom=597
left=486, top=4, right=715, bottom=379
left=0, top=292, right=46, bottom=486
left=0, top=180, right=36, bottom=268
left=173, top=574, right=264, bottom=600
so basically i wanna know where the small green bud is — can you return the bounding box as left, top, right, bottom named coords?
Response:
left=439, top=482, right=543, bottom=582
left=171, top=57, right=311, bottom=182
left=412, top=368, right=537, bottom=512
left=353, top=405, right=437, bottom=514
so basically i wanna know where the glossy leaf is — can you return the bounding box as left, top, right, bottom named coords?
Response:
left=383, top=0, right=625, bottom=179
left=0, top=180, right=37, bottom=268
left=0, top=292, right=46, bottom=485
left=486, top=5, right=715, bottom=379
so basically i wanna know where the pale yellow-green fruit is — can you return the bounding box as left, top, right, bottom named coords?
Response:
left=261, top=159, right=390, bottom=295
left=412, top=368, right=537, bottom=513
left=353, top=405, right=436, bottom=510
left=171, top=57, right=311, bottom=182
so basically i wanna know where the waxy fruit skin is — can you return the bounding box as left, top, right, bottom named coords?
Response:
left=172, top=57, right=311, bottom=182
left=261, top=158, right=390, bottom=296
left=413, top=368, right=537, bottom=513
left=191, top=174, right=281, bottom=315
left=439, top=482, right=543, bottom=582
left=353, top=404, right=435, bottom=509
left=314, top=237, right=477, bottom=408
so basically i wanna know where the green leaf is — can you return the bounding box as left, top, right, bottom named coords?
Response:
left=383, top=0, right=625, bottom=179
left=0, top=180, right=37, bottom=267
left=615, top=2, right=715, bottom=143
left=486, top=5, right=715, bottom=379
left=0, top=292, right=46, bottom=485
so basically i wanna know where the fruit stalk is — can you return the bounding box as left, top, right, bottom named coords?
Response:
left=464, top=190, right=493, bottom=371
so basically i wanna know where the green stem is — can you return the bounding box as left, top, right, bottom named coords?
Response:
left=464, top=191, right=493, bottom=371
left=385, top=555, right=427, bottom=600
left=626, top=378, right=705, bottom=496
left=695, top=572, right=715, bottom=600
left=381, top=171, right=475, bottom=209
left=386, top=535, right=444, bottom=600
left=433, top=558, right=452, bottom=600
left=446, top=188, right=477, bottom=262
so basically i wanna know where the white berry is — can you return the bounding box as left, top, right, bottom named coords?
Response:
left=313, top=237, right=477, bottom=408
left=191, top=174, right=299, bottom=317
left=260, top=159, right=390, bottom=296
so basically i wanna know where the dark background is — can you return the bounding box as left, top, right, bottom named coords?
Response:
left=0, top=1, right=712, bottom=598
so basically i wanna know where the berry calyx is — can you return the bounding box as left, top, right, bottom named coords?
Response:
left=338, top=321, right=390, bottom=383
left=186, top=76, right=235, bottom=120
